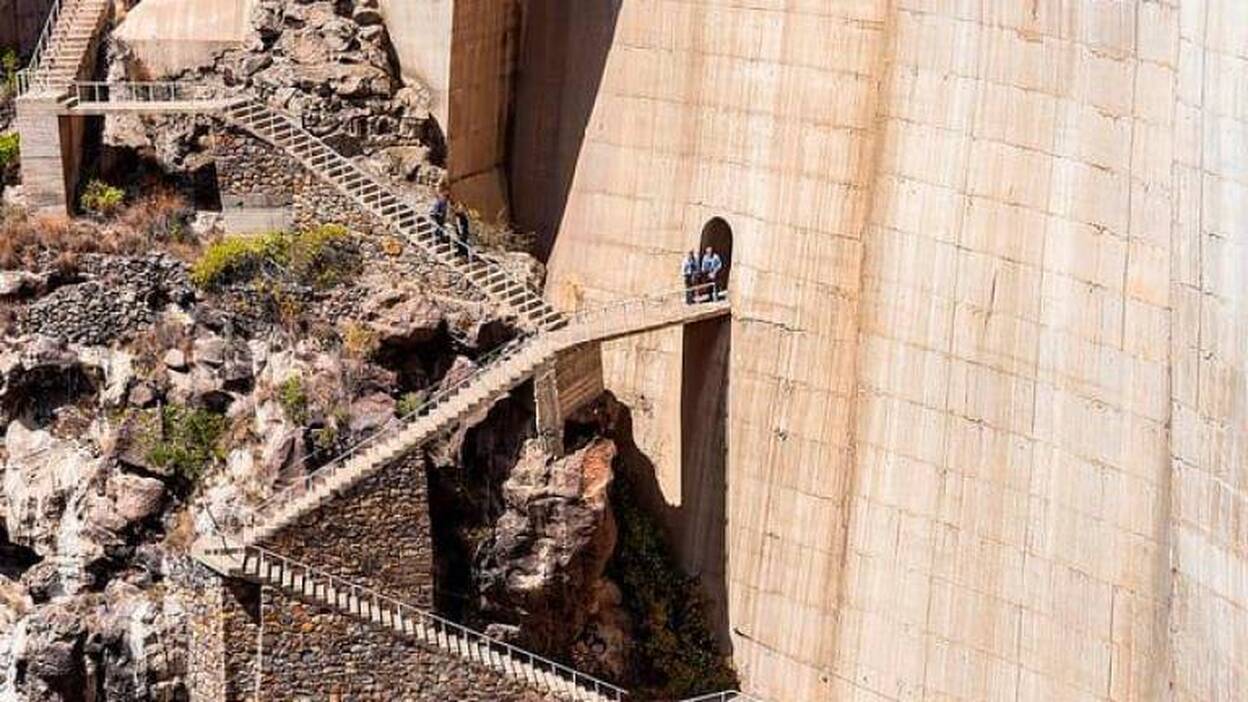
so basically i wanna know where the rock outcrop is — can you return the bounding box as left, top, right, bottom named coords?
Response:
left=474, top=439, right=621, bottom=655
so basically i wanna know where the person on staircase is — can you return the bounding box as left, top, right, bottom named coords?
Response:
left=682, top=250, right=700, bottom=304
left=453, top=201, right=473, bottom=257
left=430, top=186, right=451, bottom=245
left=701, top=246, right=723, bottom=301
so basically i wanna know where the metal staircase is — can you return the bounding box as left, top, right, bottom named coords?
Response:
left=15, top=0, right=110, bottom=96
left=199, top=542, right=627, bottom=702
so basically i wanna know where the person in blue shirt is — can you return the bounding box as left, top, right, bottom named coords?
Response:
left=701, top=246, right=723, bottom=300
left=682, top=250, right=699, bottom=303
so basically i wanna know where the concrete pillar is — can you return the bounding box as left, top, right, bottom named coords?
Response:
left=533, top=342, right=605, bottom=456
left=13, top=97, right=75, bottom=213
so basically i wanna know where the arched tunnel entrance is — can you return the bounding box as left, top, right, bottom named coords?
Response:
left=678, top=217, right=733, bottom=652
left=699, top=217, right=733, bottom=292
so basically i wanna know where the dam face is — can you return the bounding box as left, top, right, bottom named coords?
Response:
left=514, top=1, right=1248, bottom=699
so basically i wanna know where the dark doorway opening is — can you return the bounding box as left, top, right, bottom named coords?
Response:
left=699, top=217, right=733, bottom=296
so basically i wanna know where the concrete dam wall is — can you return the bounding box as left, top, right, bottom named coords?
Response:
left=517, top=1, right=1247, bottom=700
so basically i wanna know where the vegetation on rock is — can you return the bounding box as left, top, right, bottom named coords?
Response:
left=80, top=179, right=126, bottom=218
left=148, top=405, right=227, bottom=484
left=396, top=389, right=428, bottom=418
left=0, top=132, right=18, bottom=170
left=191, top=224, right=360, bottom=291
left=278, top=375, right=309, bottom=424
left=609, top=474, right=739, bottom=697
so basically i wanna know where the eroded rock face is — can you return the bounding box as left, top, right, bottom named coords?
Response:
left=474, top=439, right=619, bottom=653
left=2, top=422, right=102, bottom=559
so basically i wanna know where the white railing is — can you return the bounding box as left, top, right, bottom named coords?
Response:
left=14, top=0, right=65, bottom=96
left=202, top=538, right=627, bottom=701
left=70, top=80, right=224, bottom=105
left=209, top=284, right=728, bottom=542
left=679, top=692, right=764, bottom=702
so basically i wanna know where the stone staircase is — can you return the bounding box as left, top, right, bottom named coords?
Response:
left=202, top=288, right=729, bottom=551
left=198, top=542, right=627, bottom=702
left=219, top=98, right=565, bottom=333
left=15, top=0, right=110, bottom=96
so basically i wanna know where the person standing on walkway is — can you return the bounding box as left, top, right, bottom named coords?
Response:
left=682, top=250, right=699, bottom=303
left=701, top=246, right=723, bottom=300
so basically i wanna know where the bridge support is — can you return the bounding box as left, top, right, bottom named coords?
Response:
left=13, top=96, right=90, bottom=213
left=534, top=342, right=604, bottom=456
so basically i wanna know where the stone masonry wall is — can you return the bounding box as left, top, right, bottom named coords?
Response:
left=218, top=452, right=558, bottom=701
left=212, top=127, right=389, bottom=237
left=262, top=452, right=435, bottom=607
left=251, top=588, right=551, bottom=701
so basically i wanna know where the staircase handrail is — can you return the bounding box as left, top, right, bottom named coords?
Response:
left=57, top=80, right=560, bottom=328
left=14, top=0, right=66, bottom=95
left=213, top=284, right=728, bottom=538
left=70, top=80, right=226, bottom=105
left=225, top=333, right=540, bottom=533
left=678, top=692, right=764, bottom=702
left=203, top=538, right=628, bottom=700
left=223, top=95, right=560, bottom=327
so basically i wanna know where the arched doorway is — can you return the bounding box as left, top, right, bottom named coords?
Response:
left=699, top=217, right=733, bottom=292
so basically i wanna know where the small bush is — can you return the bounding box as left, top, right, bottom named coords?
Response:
left=278, top=376, right=309, bottom=424
left=341, top=322, right=379, bottom=360
left=396, top=390, right=428, bottom=418
left=290, top=223, right=357, bottom=287
left=80, top=179, right=125, bottom=218
left=0, top=133, right=18, bottom=169
left=190, top=226, right=359, bottom=291
left=117, top=188, right=193, bottom=243
left=148, top=406, right=226, bottom=483
left=1, top=49, right=17, bottom=91
left=190, top=231, right=289, bottom=289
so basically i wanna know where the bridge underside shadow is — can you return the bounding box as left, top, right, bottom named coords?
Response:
left=678, top=315, right=732, bottom=653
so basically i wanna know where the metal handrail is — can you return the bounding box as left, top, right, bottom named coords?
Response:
left=235, top=333, right=541, bottom=530
left=217, top=283, right=728, bottom=539
left=70, top=80, right=224, bottom=105
left=221, top=97, right=563, bottom=330
left=678, top=692, right=764, bottom=702
left=14, top=0, right=64, bottom=95
left=204, top=538, right=627, bottom=700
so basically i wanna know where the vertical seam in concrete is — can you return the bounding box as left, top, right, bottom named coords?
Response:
left=1016, top=3, right=1069, bottom=698
left=1157, top=0, right=1189, bottom=696
left=829, top=0, right=899, bottom=692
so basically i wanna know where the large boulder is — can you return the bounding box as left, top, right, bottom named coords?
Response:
left=359, top=283, right=446, bottom=350
left=474, top=439, right=618, bottom=652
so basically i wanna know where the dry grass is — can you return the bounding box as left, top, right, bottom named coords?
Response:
left=0, top=190, right=198, bottom=270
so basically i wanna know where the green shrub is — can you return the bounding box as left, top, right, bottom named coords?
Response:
left=278, top=376, right=309, bottom=424
left=290, top=223, right=360, bottom=288
left=396, top=390, right=428, bottom=418
left=609, top=475, right=738, bottom=697
left=190, top=226, right=359, bottom=291
left=0, top=133, right=18, bottom=169
left=1, top=49, right=17, bottom=93
left=148, top=406, right=226, bottom=483
left=190, top=231, right=290, bottom=290
left=80, top=179, right=125, bottom=218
